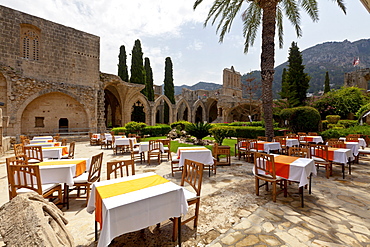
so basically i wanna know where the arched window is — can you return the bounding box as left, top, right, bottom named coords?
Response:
left=20, top=24, right=41, bottom=61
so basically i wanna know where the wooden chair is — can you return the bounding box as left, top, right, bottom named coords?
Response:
left=213, top=143, right=230, bottom=167
left=235, top=137, right=248, bottom=158
left=309, top=143, right=331, bottom=179
left=172, top=159, right=204, bottom=241
left=128, top=133, right=137, bottom=138
left=106, top=134, right=115, bottom=149
left=62, top=141, right=75, bottom=159
left=274, top=136, right=287, bottom=154
left=100, top=133, right=107, bottom=149
left=53, top=136, right=60, bottom=142
left=238, top=139, right=256, bottom=162
left=61, top=138, right=67, bottom=146
left=346, top=134, right=361, bottom=138
left=89, top=132, right=98, bottom=146
left=327, top=140, right=346, bottom=148
left=6, top=156, right=28, bottom=199
left=346, top=137, right=359, bottom=142
left=253, top=152, right=287, bottom=202
left=71, top=152, right=103, bottom=205
left=147, top=140, right=161, bottom=165
left=288, top=147, right=310, bottom=158
left=257, top=136, right=268, bottom=141
left=286, top=134, right=298, bottom=139
left=23, top=145, right=43, bottom=163
left=8, top=164, right=63, bottom=204
left=169, top=152, right=182, bottom=177
left=107, top=160, right=135, bottom=179
left=158, top=139, right=171, bottom=161
left=129, top=139, right=144, bottom=163
left=14, top=143, right=25, bottom=158
left=22, top=138, right=30, bottom=145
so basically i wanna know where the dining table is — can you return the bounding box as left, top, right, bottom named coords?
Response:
left=300, top=136, right=324, bottom=144
left=339, top=137, right=366, bottom=148
left=42, top=146, right=69, bottom=159
left=26, top=142, right=61, bottom=147
left=285, top=138, right=300, bottom=147
left=86, top=172, right=188, bottom=247
left=32, top=136, right=53, bottom=141
left=35, top=158, right=90, bottom=208
left=256, top=154, right=316, bottom=207
left=176, top=147, right=214, bottom=168
left=253, top=141, right=282, bottom=153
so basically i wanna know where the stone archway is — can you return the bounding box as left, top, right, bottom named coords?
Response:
left=208, top=100, right=218, bottom=123
left=21, top=92, right=88, bottom=134
left=195, top=106, right=203, bottom=123
left=104, top=87, right=121, bottom=128
left=175, top=98, right=190, bottom=122
left=131, top=100, right=146, bottom=123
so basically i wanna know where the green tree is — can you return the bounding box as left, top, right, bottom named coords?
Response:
left=279, top=68, right=288, bottom=99
left=118, top=45, right=129, bottom=82
left=164, top=57, right=175, bottom=124
left=144, top=57, right=155, bottom=101
left=193, top=0, right=346, bottom=140
left=130, top=39, right=146, bottom=94
left=286, top=42, right=310, bottom=107
left=324, top=71, right=330, bottom=94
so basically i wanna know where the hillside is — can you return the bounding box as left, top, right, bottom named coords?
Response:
left=173, top=39, right=370, bottom=98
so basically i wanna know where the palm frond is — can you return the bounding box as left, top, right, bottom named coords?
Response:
left=193, top=0, right=204, bottom=10
left=282, top=0, right=302, bottom=37
left=300, top=0, right=319, bottom=21
left=331, top=0, right=346, bottom=14
left=276, top=6, right=284, bottom=49
left=242, top=3, right=261, bottom=53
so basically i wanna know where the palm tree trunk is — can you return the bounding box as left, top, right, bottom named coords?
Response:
left=260, top=1, right=277, bottom=141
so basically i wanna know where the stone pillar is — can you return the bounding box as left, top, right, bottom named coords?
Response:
left=97, top=88, right=106, bottom=133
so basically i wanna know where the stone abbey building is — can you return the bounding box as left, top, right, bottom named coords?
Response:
left=0, top=5, right=261, bottom=141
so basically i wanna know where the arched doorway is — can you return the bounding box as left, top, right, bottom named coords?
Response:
left=59, top=118, right=68, bottom=132
left=131, top=101, right=145, bottom=123
left=104, top=88, right=121, bottom=128
left=195, top=106, right=203, bottom=123
left=208, top=101, right=218, bottom=123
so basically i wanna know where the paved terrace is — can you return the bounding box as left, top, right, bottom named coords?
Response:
left=0, top=141, right=370, bottom=247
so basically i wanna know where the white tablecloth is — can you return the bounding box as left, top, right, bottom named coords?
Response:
left=329, top=148, right=352, bottom=164
left=87, top=172, right=188, bottom=247
left=339, top=137, right=366, bottom=148
left=30, top=139, right=51, bottom=144
left=42, top=146, right=68, bottom=159
left=114, top=138, right=137, bottom=147
left=92, top=133, right=112, bottom=141
left=286, top=138, right=300, bottom=147
left=254, top=141, right=281, bottom=153
left=177, top=147, right=214, bottom=167
left=26, top=142, right=61, bottom=147
left=37, top=158, right=90, bottom=186
left=138, top=142, right=164, bottom=153
left=300, top=136, right=324, bottom=144
left=32, top=136, right=53, bottom=140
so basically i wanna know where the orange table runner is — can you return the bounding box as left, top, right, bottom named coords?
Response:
left=43, top=146, right=69, bottom=155
left=36, top=160, right=86, bottom=177
left=95, top=174, right=169, bottom=227
left=304, top=137, right=314, bottom=142
left=273, top=156, right=299, bottom=179
left=177, top=147, right=208, bottom=159
left=257, top=142, right=268, bottom=151
left=315, top=148, right=340, bottom=161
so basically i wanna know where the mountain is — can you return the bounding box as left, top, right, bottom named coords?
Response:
left=172, top=39, right=370, bottom=98
left=174, top=81, right=222, bottom=95
left=243, top=39, right=370, bottom=98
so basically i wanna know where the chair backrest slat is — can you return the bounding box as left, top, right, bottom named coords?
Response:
left=88, top=152, right=103, bottom=183
left=181, top=159, right=204, bottom=197
left=107, top=160, right=135, bottom=180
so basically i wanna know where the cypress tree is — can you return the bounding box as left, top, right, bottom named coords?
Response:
left=279, top=68, right=289, bottom=99
left=324, top=71, right=330, bottom=94
left=144, top=57, right=155, bottom=101
left=164, top=57, right=175, bottom=104
left=130, top=39, right=145, bottom=88
left=118, top=45, right=129, bottom=82
left=163, top=57, right=175, bottom=124
left=286, top=42, right=310, bottom=107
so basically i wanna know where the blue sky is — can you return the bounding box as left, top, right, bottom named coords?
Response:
left=2, top=0, right=370, bottom=86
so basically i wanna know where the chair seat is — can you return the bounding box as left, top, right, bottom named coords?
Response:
left=312, top=157, right=327, bottom=163
left=17, top=183, right=61, bottom=194
left=182, top=187, right=199, bottom=201
left=359, top=149, right=370, bottom=154
left=163, top=147, right=169, bottom=151
left=73, top=172, right=89, bottom=183
left=252, top=168, right=286, bottom=180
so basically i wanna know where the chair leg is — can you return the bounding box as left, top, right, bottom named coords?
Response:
left=255, top=178, right=259, bottom=196
left=272, top=182, right=277, bottom=202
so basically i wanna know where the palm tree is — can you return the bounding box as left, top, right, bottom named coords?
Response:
left=194, top=0, right=346, bottom=140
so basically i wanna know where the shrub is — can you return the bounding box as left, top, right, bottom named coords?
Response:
left=355, top=102, right=370, bottom=120
left=209, top=127, right=230, bottom=145
left=186, top=122, right=212, bottom=142
left=338, top=120, right=358, bottom=128
left=280, top=106, right=321, bottom=133
left=111, top=127, right=127, bottom=135
left=326, top=115, right=340, bottom=124
left=124, top=121, right=147, bottom=135
left=142, top=125, right=171, bottom=137
left=170, top=121, right=191, bottom=131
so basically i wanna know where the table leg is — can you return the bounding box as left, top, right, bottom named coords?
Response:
left=300, top=186, right=304, bottom=208
left=63, top=184, right=69, bottom=209
left=178, top=217, right=181, bottom=247
left=95, top=221, right=98, bottom=241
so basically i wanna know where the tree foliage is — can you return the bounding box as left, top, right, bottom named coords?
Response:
left=186, top=122, right=212, bottom=142
left=280, top=106, right=321, bottom=133
left=313, top=87, right=365, bottom=119
left=286, top=42, right=310, bottom=107
left=164, top=57, right=175, bottom=104
left=130, top=39, right=145, bottom=89
left=144, top=57, right=154, bottom=101
left=118, top=45, right=129, bottom=82
left=279, top=68, right=288, bottom=99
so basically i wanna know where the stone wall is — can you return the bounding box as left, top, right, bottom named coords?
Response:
left=0, top=5, right=100, bottom=87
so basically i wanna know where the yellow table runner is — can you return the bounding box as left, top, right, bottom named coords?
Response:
left=95, top=174, right=169, bottom=227
left=177, top=147, right=208, bottom=159
left=42, top=146, right=69, bottom=155
left=36, top=160, right=86, bottom=177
